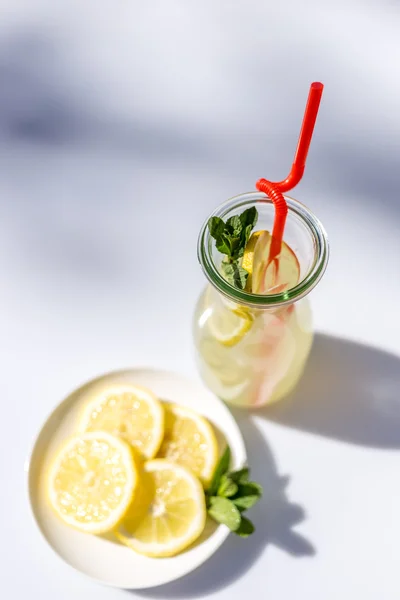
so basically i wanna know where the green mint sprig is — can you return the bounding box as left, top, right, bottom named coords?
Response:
left=208, top=207, right=258, bottom=290
left=206, top=446, right=262, bottom=537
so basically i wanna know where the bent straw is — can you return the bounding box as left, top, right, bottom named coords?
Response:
left=256, top=82, right=324, bottom=265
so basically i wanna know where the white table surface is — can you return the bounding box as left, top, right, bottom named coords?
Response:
left=1, top=1, right=400, bottom=599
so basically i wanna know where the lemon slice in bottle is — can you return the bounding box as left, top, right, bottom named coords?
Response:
left=208, top=307, right=253, bottom=347
left=115, top=459, right=206, bottom=557
left=157, top=403, right=219, bottom=487
left=79, top=384, right=164, bottom=459
left=206, top=286, right=253, bottom=347
left=47, top=432, right=137, bottom=534
left=242, top=230, right=264, bottom=291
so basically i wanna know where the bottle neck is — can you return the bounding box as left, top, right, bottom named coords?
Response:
left=198, top=192, right=329, bottom=309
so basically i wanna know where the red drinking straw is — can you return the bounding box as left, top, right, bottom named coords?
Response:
left=256, top=82, right=324, bottom=264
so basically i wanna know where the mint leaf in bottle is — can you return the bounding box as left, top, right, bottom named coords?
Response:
left=208, top=216, right=225, bottom=240
left=221, top=262, right=248, bottom=290
left=207, top=207, right=259, bottom=290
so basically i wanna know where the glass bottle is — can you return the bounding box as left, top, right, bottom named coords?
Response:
left=193, top=191, right=329, bottom=408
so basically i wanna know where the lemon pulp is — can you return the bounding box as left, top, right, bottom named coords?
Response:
left=157, top=403, right=218, bottom=487
left=116, top=460, right=206, bottom=557
left=48, top=432, right=137, bottom=534
left=79, top=384, right=164, bottom=459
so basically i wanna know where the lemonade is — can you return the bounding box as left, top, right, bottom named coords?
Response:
left=194, top=192, right=329, bottom=409
left=194, top=288, right=313, bottom=407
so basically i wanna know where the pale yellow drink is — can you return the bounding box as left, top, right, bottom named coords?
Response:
left=194, top=286, right=313, bottom=408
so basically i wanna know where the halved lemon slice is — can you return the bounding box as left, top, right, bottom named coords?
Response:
left=157, top=403, right=218, bottom=487
left=242, top=230, right=264, bottom=291
left=116, top=459, right=206, bottom=557
left=79, top=384, right=164, bottom=459
left=209, top=307, right=253, bottom=346
left=48, top=432, right=137, bottom=534
left=206, top=288, right=253, bottom=347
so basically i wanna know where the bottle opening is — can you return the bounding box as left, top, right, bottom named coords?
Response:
left=198, top=191, right=329, bottom=308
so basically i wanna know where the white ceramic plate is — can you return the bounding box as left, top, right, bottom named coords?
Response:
left=27, top=368, right=247, bottom=589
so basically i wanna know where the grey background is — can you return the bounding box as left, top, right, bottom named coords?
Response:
left=1, top=1, right=400, bottom=599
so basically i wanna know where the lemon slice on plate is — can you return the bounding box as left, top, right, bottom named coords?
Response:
left=79, top=384, right=164, bottom=459
left=47, top=432, right=137, bottom=534
left=116, top=459, right=206, bottom=558
left=157, top=403, right=219, bottom=487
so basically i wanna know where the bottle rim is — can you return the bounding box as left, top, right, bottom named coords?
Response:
left=197, top=191, right=329, bottom=308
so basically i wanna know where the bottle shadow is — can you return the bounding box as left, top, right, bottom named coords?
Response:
left=133, top=416, right=315, bottom=599
left=262, top=333, right=400, bottom=448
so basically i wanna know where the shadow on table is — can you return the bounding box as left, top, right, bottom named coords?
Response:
left=262, top=334, right=400, bottom=448
left=131, top=334, right=400, bottom=596
left=132, top=417, right=314, bottom=599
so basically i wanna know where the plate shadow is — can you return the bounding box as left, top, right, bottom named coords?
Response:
left=132, top=416, right=315, bottom=599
